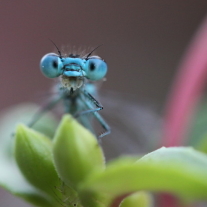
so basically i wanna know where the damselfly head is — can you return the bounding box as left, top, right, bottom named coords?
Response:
left=40, top=53, right=108, bottom=84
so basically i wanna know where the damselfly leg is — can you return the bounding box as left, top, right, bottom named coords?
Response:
left=77, top=90, right=111, bottom=138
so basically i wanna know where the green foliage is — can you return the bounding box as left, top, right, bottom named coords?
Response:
left=0, top=104, right=59, bottom=207
left=80, top=147, right=207, bottom=205
left=1, top=105, right=207, bottom=206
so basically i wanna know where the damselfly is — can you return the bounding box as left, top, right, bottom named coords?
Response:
left=29, top=43, right=110, bottom=139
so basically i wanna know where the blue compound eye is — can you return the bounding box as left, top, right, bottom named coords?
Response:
left=85, top=58, right=107, bottom=81
left=40, top=53, right=62, bottom=78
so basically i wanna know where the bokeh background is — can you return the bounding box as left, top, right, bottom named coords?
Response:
left=0, top=1, right=207, bottom=206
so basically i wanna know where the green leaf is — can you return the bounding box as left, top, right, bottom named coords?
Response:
left=0, top=104, right=59, bottom=207
left=52, top=114, right=105, bottom=189
left=120, top=191, right=153, bottom=207
left=14, top=124, right=60, bottom=202
left=81, top=147, right=207, bottom=205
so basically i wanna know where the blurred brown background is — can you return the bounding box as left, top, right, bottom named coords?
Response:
left=0, top=1, right=207, bottom=206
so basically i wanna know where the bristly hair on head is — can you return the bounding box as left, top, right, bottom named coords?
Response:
left=48, top=40, right=103, bottom=59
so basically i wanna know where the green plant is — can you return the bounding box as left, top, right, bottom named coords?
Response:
left=0, top=108, right=207, bottom=207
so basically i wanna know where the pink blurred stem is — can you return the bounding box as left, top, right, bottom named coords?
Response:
left=162, top=16, right=207, bottom=147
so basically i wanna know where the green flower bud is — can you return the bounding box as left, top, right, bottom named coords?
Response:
left=14, top=124, right=60, bottom=201
left=52, top=115, right=105, bottom=189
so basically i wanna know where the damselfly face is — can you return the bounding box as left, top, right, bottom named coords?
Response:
left=40, top=53, right=108, bottom=91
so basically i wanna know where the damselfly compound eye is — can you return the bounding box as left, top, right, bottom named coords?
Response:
left=84, top=58, right=107, bottom=81
left=40, top=53, right=62, bottom=78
